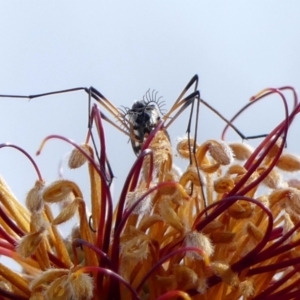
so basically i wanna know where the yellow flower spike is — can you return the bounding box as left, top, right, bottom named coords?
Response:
left=246, top=222, right=263, bottom=242
left=208, top=140, right=234, bottom=165
left=229, top=142, right=253, bottom=160
left=184, top=231, right=214, bottom=261
left=157, top=291, right=192, bottom=300
left=126, top=188, right=152, bottom=216
left=179, top=166, right=203, bottom=188
left=0, top=177, right=30, bottom=233
left=26, top=180, right=45, bottom=214
left=125, top=187, right=154, bottom=230
left=0, top=280, right=12, bottom=293
left=138, top=214, right=163, bottom=232
left=45, top=274, right=70, bottom=300
left=16, top=229, right=45, bottom=258
left=4, top=85, right=300, bottom=299
left=68, top=270, right=94, bottom=300
left=0, top=262, right=31, bottom=297
left=68, top=143, right=91, bottom=169
left=158, top=198, right=185, bottom=233
left=68, top=143, right=101, bottom=234
left=270, top=188, right=300, bottom=214
left=201, top=219, right=224, bottom=234
left=30, top=269, right=69, bottom=291
left=0, top=176, right=29, bottom=216
left=156, top=182, right=190, bottom=204
left=36, top=242, right=52, bottom=270
left=268, top=188, right=290, bottom=207
left=42, top=179, right=83, bottom=203
left=26, top=188, right=52, bottom=232
left=214, top=176, right=235, bottom=193
left=52, top=197, right=82, bottom=225
left=288, top=178, right=300, bottom=189
left=223, top=278, right=255, bottom=300
left=259, top=167, right=285, bottom=189
left=1, top=282, right=13, bottom=295
left=174, top=182, right=190, bottom=200
left=156, top=274, right=177, bottom=291
left=0, top=217, right=19, bottom=240
left=234, top=171, right=260, bottom=199
left=144, top=130, right=173, bottom=178
left=210, top=231, right=235, bottom=244
left=227, top=201, right=253, bottom=219
left=121, top=228, right=150, bottom=262
left=276, top=153, right=300, bottom=172
left=227, top=164, right=247, bottom=176
left=88, top=148, right=101, bottom=233
left=211, top=262, right=239, bottom=287
left=233, top=223, right=262, bottom=261
left=239, top=279, right=255, bottom=298
left=29, top=289, right=45, bottom=300
left=176, top=137, right=196, bottom=159
left=30, top=212, right=48, bottom=232
left=65, top=225, right=85, bottom=265
left=164, top=168, right=182, bottom=184
left=264, top=137, right=283, bottom=161
left=198, top=156, right=220, bottom=174
left=196, top=140, right=233, bottom=174
left=257, top=195, right=269, bottom=207
left=43, top=204, right=72, bottom=267
left=283, top=213, right=295, bottom=241
left=77, top=199, right=98, bottom=267
left=9, top=250, right=40, bottom=273
left=173, top=264, right=200, bottom=291
left=252, top=195, right=270, bottom=226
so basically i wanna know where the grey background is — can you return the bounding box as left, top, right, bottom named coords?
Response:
left=0, top=1, right=299, bottom=207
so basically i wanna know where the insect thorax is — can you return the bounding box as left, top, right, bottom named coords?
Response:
left=127, top=100, right=161, bottom=155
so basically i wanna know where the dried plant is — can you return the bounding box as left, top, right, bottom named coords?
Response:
left=0, top=86, right=300, bottom=300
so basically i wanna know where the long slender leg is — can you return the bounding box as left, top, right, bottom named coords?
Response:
left=162, top=75, right=267, bottom=212
left=0, top=87, right=127, bottom=186
left=0, top=82, right=267, bottom=191
left=0, top=87, right=130, bottom=135
left=162, top=76, right=206, bottom=208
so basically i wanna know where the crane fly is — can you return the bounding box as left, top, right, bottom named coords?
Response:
left=0, top=75, right=248, bottom=156
left=0, top=75, right=265, bottom=213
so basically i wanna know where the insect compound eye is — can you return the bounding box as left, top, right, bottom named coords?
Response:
left=135, top=110, right=150, bottom=124
left=145, top=104, right=155, bottom=112
left=131, top=100, right=147, bottom=112
left=128, top=100, right=152, bottom=123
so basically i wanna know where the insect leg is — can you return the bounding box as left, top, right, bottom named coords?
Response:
left=163, top=75, right=266, bottom=212
left=163, top=76, right=207, bottom=207
left=0, top=87, right=130, bottom=135
left=0, top=87, right=125, bottom=185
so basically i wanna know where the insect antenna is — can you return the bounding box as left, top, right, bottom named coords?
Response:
left=143, top=89, right=167, bottom=115
left=113, top=106, right=131, bottom=134
left=119, top=106, right=129, bottom=115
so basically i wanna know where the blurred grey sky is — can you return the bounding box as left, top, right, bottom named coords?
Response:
left=0, top=1, right=300, bottom=205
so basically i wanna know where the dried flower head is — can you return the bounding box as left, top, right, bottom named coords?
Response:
left=1, top=85, right=300, bottom=300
